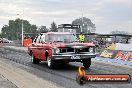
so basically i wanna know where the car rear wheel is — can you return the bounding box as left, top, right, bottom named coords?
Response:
left=47, top=57, right=55, bottom=69
left=82, top=58, right=91, bottom=69
left=31, top=54, right=40, bottom=64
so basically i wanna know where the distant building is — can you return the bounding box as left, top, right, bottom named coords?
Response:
left=58, top=24, right=80, bottom=34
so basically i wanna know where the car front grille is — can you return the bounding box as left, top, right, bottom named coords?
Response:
left=60, top=47, right=90, bottom=53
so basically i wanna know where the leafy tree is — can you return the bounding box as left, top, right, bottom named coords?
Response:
left=30, top=25, right=38, bottom=33
left=50, top=21, right=58, bottom=32
left=1, top=18, right=38, bottom=40
left=72, top=17, right=96, bottom=33
left=1, top=25, right=10, bottom=39
left=38, top=26, right=49, bottom=33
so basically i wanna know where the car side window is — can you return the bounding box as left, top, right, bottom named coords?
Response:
left=36, top=35, right=41, bottom=43
left=45, top=34, right=49, bottom=42
left=33, top=36, right=38, bottom=43
left=40, top=34, right=45, bottom=42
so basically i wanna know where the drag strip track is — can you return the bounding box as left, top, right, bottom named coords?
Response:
left=0, top=47, right=132, bottom=88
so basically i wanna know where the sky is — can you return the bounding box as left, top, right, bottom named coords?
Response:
left=0, top=0, right=132, bottom=34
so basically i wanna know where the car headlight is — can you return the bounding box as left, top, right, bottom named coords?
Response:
left=55, top=48, right=60, bottom=54
left=52, top=48, right=60, bottom=54
left=89, top=47, right=93, bottom=53
left=94, top=47, right=96, bottom=52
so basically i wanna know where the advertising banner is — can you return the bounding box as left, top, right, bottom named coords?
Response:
left=98, top=49, right=132, bottom=65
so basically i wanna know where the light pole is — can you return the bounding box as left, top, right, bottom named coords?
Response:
left=81, top=9, right=84, bottom=33
left=18, top=9, right=24, bottom=46
left=22, top=19, right=24, bottom=46
left=17, top=13, right=24, bottom=46
left=81, top=16, right=83, bottom=33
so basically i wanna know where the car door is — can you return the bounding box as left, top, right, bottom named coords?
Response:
left=32, top=35, right=42, bottom=59
left=39, top=34, right=47, bottom=60
left=31, top=35, right=38, bottom=56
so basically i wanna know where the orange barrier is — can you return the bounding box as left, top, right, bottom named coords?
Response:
left=23, top=38, right=32, bottom=47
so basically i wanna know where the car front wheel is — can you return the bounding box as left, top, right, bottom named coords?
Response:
left=82, top=58, right=91, bottom=69
left=47, top=57, right=55, bottom=69
left=31, top=54, right=40, bottom=64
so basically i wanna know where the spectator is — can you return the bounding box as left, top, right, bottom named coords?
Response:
left=79, top=32, right=85, bottom=43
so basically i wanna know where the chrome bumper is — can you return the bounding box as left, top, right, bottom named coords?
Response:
left=52, top=53, right=96, bottom=60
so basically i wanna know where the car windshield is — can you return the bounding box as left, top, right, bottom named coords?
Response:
left=46, top=34, right=78, bottom=43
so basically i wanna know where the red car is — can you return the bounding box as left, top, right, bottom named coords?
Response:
left=28, top=32, right=96, bottom=69
left=0, top=38, right=3, bottom=43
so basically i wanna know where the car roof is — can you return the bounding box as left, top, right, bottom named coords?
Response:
left=41, top=32, right=72, bottom=34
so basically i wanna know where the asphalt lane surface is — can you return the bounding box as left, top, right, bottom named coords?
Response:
left=0, top=46, right=132, bottom=88
left=0, top=74, right=18, bottom=88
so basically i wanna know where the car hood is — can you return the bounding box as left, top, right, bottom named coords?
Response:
left=50, top=42, right=95, bottom=48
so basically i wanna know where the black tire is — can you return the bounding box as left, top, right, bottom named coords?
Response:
left=47, top=57, right=56, bottom=69
left=31, top=54, right=40, bottom=64
left=82, top=58, right=91, bottom=69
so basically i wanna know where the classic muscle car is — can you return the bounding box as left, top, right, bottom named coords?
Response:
left=28, top=32, right=96, bottom=69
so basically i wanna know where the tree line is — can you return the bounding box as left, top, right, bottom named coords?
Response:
left=0, top=17, right=95, bottom=40
left=0, top=19, right=58, bottom=40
